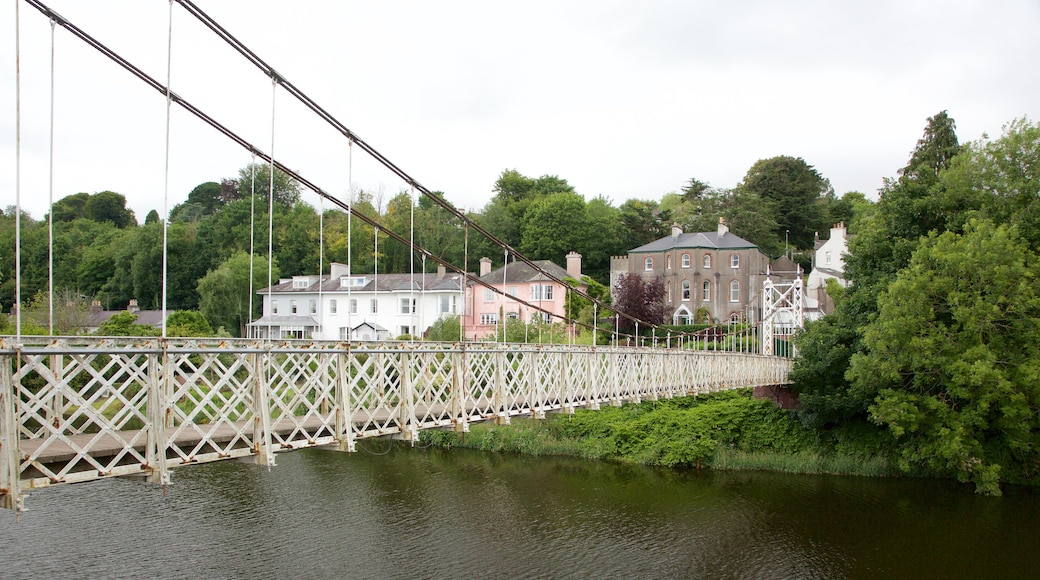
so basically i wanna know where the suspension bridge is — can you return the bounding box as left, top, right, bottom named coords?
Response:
left=5, top=1, right=796, bottom=512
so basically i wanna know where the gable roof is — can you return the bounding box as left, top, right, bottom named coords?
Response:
left=629, top=230, right=758, bottom=253
left=476, top=259, right=574, bottom=286
left=259, top=272, right=464, bottom=294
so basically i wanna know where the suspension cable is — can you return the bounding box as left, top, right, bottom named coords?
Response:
left=47, top=17, right=55, bottom=334
left=23, top=0, right=659, bottom=343
left=266, top=74, right=276, bottom=342
left=15, top=0, right=22, bottom=339
left=247, top=154, right=256, bottom=338
left=160, top=0, right=174, bottom=338
left=346, top=143, right=352, bottom=340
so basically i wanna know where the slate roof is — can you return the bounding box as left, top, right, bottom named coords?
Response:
left=259, top=272, right=463, bottom=294
left=628, top=230, right=757, bottom=253
left=476, top=260, right=573, bottom=285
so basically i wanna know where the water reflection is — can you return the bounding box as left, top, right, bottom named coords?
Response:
left=1, top=446, right=1037, bottom=579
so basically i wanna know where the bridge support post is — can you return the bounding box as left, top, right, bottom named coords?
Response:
left=145, top=348, right=169, bottom=486
left=529, top=350, right=544, bottom=420
left=252, top=351, right=276, bottom=466
left=334, top=350, right=355, bottom=452
left=494, top=350, right=510, bottom=425
left=451, top=349, right=468, bottom=433
left=1, top=353, right=23, bottom=512
left=587, top=350, right=599, bottom=410
left=399, top=351, right=419, bottom=443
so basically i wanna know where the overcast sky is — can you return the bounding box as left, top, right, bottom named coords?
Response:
left=3, top=1, right=1038, bottom=221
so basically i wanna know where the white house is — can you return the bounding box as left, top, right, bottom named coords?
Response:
left=807, top=223, right=848, bottom=314
left=249, top=262, right=464, bottom=340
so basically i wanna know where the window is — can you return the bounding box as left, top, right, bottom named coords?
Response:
left=309, top=299, right=317, bottom=314
left=681, top=280, right=691, bottom=301
left=507, top=311, right=520, bottom=320
left=339, top=327, right=349, bottom=340
left=666, top=281, right=673, bottom=303
left=292, top=277, right=309, bottom=289
left=729, top=312, right=740, bottom=324
left=644, top=256, right=654, bottom=271
left=349, top=299, right=357, bottom=314
left=400, top=326, right=411, bottom=336
left=729, top=279, right=740, bottom=302
left=440, top=295, right=456, bottom=314
left=480, top=313, right=498, bottom=325
left=730, top=254, right=740, bottom=268
left=703, top=280, right=711, bottom=301
left=330, top=299, right=338, bottom=314
left=399, top=298, right=416, bottom=314
left=272, top=301, right=279, bottom=314
left=290, top=300, right=298, bottom=314
left=703, top=254, right=711, bottom=268
left=681, top=253, right=691, bottom=268
left=825, top=251, right=832, bottom=265
left=666, top=255, right=673, bottom=270
left=484, top=288, right=494, bottom=302
left=508, top=286, right=518, bottom=297
left=531, top=284, right=554, bottom=301
left=370, top=299, right=378, bottom=314
left=539, top=312, right=553, bottom=323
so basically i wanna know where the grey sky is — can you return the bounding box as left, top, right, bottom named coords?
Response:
left=4, top=1, right=1038, bottom=221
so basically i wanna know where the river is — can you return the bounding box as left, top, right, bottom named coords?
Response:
left=1, top=445, right=1037, bottom=579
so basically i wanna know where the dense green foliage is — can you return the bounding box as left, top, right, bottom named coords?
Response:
left=423, top=391, right=899, bottom=477
left=793, top=113, right=1040, bottom=494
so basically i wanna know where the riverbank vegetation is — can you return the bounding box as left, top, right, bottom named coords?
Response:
left=421, top=390, right=902, bottom=479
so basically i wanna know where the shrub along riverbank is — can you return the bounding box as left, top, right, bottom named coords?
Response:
left=420, top=390, right=901, bottom=478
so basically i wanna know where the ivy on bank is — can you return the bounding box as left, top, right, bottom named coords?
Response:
left=421, top=390, right=895, bottom=476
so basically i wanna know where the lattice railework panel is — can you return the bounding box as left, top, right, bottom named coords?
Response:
left=346, top=350, right=403, bottom=437
left=409, top=350, right=457, bottom=429
left=463, top=349, right=498, bottom=421
left=589, top=350, right=615, bottom=406
left=500, top=348, right=531, bottom=418
left=536, top=349, right=566, bottom=413
left=13, top=341, right=155, bottom=486
left=559, top=349, right=590, bottom=410
left=266, top=349, right=339, bottom=449
left=164, top=347, right=258, bottom=464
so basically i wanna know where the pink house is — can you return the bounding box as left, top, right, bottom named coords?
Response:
left=463, top=252, right=584, bottom=340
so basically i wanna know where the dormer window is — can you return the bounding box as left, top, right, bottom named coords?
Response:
left=340, top=276, right=368, bottom=288
left=292, top=277, right=309, bottom=289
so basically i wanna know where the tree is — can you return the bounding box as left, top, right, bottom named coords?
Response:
left=519, top=192, right=590, bottom=262
left=425, top=314, right=461, bottom=342
left=197, top=251, right=278, bottom=337
left=20, top=288, right=91, bottom=335
left=611, top=273, right=666, bottom=333
left=94, top=311, right=160, bottom=337
left=166, top=310, right=215, bottom=337
left=84, top=191, right=136, bottom=228
left=849, top=220, right=1040, bottom=494
left=736, top=156, right=831, bottom=251
left=236, top=163, right=302, bottom=207
left=50, top=192, right=90, bottom=222
left=170, top=181, right=223, bottom=222
left=899, top=110, right=961, bottom=184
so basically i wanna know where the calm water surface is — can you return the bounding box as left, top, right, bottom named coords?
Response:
left=1, top=445, right=1037, bottom=579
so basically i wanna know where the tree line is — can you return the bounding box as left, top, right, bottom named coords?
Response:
left=1, top=154, right=858, bottom=335
left=790, top=112, right=1040, bottom=495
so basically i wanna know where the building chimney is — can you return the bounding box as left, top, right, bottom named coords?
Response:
left=717, top=217, right=729, bottom=237
left=671, top=223, right=683, bottom=238
left=90, top=300, right=102, bottom=313
left=566, top=251, right=582, bottom=280
left=479, top=257, right=492, bottom=276
left=128, top=299, right=140, bottom=313
left=437, top=264, right=446, bottom=278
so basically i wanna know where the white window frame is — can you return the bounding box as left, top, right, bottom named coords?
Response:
left=399, top=298, right=416, bottom=314
left=309, top=299, right=317, bottom=314
left=703, top=280, right=711, bottom=301
left=729, top=279, right=740, bottom=302
left=703, top=254, right=711, bottom=268
left=290, top=300, right=298, bottom=314
left=330, top=299, right=338, bottom=314
left=370, top=299, right=378, bottom=314
left=272, top=300, right=279, bottom=315
left=350, top=299, right=358, bottom=314
left=730, top=253, right=740, bottom=268
left=644, top=256, right=653, bottom=271
left=666, top=255, right=673, bottom=270
left=681, top=280, right=691, bottom=301
left=484, top=288, right=494, bottom=302
left=681, top=253, right=691, bottom=268
left=531, top=284, right=554, bottom=301
left=480, top=313, right=498, bottom=325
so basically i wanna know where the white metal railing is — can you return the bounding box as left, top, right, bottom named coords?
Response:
left=0, top=336, right=792, bottom=511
